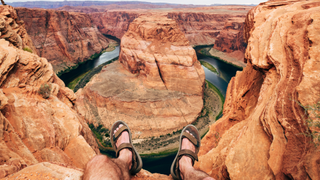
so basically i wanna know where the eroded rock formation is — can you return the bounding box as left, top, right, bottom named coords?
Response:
left=167, top=6, right=251, bottom=46
left=90, top=6, right=251, bottom=47
left=15, top=8, right=110, bottom=74
left=75, top=15, right=205, bottom=139
left=0, top=7, right=99, bottom=177
left=196, top=0, right=320, bottom=179
left=90, top=10, right=141, bottom=39
left=212, top=21, right=247, bottom=63
left=0, top=5, right=36, bottom=53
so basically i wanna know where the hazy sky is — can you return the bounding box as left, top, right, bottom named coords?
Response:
left=5, top=0, right=266, bottom=5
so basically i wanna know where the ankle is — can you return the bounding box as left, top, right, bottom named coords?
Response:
left=119, top=149, right=132, bottom=168
left=179, top=156, right=193, bottom=176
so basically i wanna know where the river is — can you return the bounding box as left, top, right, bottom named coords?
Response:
left=59, top=46, right=241, bottom=175
left=59, top=46, right=120, bottom=85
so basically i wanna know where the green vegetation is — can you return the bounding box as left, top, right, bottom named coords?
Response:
left=200, top=61, right=218, bottom=74
left=206, top=80, right=224, bottom=105
left=56, top=63, right=80, bottom=77
left=140, top=148, right=178, bottom=157
left=23, top=47, right=33, bottom=53
left=73, top=57, right=118, bottom=92
left=88, top=124, right=111, bottom=148
left=300, top=101, right=320, bottom=147
left=195, top=45, right=244, bottom=70
left=38, top=83, right=52, bottom=99
left=67, top=71, right=89, bottom=90
left=206, top=80, right=224, bottom=120
left=201, top=48, right=243, bottom=69
left=56, top=48, right=111, bottom=77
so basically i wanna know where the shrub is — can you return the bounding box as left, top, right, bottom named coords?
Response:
left=302, top=102, right=320, bottom=147
left=38, top=83, right=52, bottom=99
left=23, top=47, right=33, bottom=53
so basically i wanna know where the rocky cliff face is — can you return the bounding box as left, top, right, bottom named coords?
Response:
left=167, top=6, right=251, bottom=46
left=15, top=8, right=110, bottom=74
left=0, top=5, right=36, bottom=53
left=90, top=7, right=251, bottom=47
left=212, top=21, right=246, bottom=63
left=196, top=0, right=320, bottom=179
left=90, top=10, right=141, bottom=39
left=0, top=6, right=99, bottom=179
left=75, top=15, right=205, bottom=139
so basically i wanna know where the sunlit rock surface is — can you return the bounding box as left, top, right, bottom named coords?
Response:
left=75, top=15, right=205, bottom=139
left=196, top=0, right=320, bottom=179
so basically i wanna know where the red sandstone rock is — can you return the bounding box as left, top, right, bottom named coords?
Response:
left=90, top=6, right=251, bottom=47
left=75, top=15, right=205, bottom=139
left=90, top=10, right=141, bottom=39
left=2, top=162, right=83, bottom=180
left=195, top=1, right=320, bottom=179
left=15, top=8, right=110, bottom=74
left=0, top=5, right=36, bottom=53
left=0, top=33, right=98, bottom=177
left=213, top=21, right=246, bottom=63
left=120, top=15, right=205, bottom=95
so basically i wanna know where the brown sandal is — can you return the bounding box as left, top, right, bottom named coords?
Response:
left=110, top=120, right=143, bottom=175
left=170, top=125, right=200, bottom=180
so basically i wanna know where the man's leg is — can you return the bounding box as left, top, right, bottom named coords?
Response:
left=83, top=125, right=132, bottom=180
left=179, top=131, right=215, bottom=180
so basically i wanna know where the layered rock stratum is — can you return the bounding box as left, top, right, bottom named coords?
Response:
left=75, top=15, right=205, bottom=139
left=15, top=8, right=111, bottom=74
left=90, top=6, right=251, bottom=47
left=0, top=5, right=36, bottom=53
left=13, top=6, right=250, bottom=73
left=195, top=0, right=320, bottom=179
left=0, top=5, right=98, bottom=179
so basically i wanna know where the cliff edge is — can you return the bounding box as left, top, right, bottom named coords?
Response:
left=196, top=0, right=320, bottom=179
left=0, top=5, right=99, bottom=179
left=16, top=8, right=111, bottom=74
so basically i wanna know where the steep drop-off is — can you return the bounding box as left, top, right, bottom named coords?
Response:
left=196, top=0, right=320, bottom=179
left=15, top=8, right=110, bottom=74
left=75, top=15, right=205, bottom=140
left=0, top=5, right=98, bottom=179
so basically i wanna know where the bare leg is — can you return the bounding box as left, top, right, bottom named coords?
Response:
left=179, top=131, right=216, bottom=180
left=83, top=125, right=132, bottom=180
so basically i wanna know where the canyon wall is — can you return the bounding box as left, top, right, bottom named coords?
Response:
left=196, top=0, right=320, bottom=179
left=15, top=8, right=110, bottom=74
left=90, top=10, right=141, bottom=39
left=90, top=7, right=251, bottom=47
left=0, top=5, right=98, bottom=179
left=13, top=6, right=250, bottom=73
left=211, top=21, right=247, bottom=63
left=167, top=7, right=250, bottom=46
left=0, top=5, right=36, bottom=53
left=75, top=15, right=205, bottom=139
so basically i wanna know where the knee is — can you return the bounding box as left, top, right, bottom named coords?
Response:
left=203, top=177, right=216, bottom=180
left=86, top=155, right=110, bottom=168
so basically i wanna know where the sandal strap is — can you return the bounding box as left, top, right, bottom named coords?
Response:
left=115, top=142, right=139, bottom=174
left=114, top=125, right=128, bottom=141
left=115, top=143, right=133, bottom=157
left=178, top=149, right=198, bottom=162
left=174, top=149, right=198, bottom=180
left=182, top=132, right=199, bottom=147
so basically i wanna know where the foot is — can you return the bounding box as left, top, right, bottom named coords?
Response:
left=114, top=124, right=133, bottom=169
left=179, top=130, right=196, bottom=179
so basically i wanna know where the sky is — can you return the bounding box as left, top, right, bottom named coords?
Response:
left=5, top=0, right=266, bottom=5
